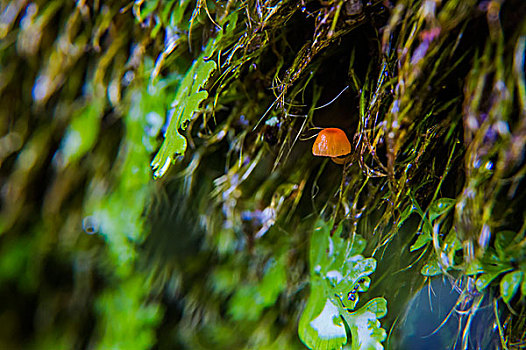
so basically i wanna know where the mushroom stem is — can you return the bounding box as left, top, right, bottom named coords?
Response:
left=331, top=155, right=350, bottom=165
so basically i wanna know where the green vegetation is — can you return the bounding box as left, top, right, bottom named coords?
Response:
left=0, top=0, right=525, bottom=349
left=299, top=220, right=387, bottom=350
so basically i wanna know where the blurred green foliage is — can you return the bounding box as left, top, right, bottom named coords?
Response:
left=0, top=0, right=525, bottom=349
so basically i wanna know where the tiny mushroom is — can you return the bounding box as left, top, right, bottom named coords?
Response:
left=312, top=128, right=351, bottom=164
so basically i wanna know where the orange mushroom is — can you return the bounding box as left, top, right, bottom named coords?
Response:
left=312, top=128, right=351, bottom=164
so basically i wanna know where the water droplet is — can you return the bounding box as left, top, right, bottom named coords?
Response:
left=32, top=74, right=51, bottom=102
left=122, top=71, right=134, bottom=86
left=484, top=161, right=493, bottom=171
left=82, top=216, right=99, bottom=235
left=494, top=121, right=509, bottom=135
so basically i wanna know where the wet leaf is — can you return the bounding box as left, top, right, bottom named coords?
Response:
left=421, top=259, right=441, bottom=276
left=465, top=259, right=484, bottom=275
left=151, top=57, right=216, bottom=178
left=428, top=198, right=456, bottom=222
left=443, top=229, right=462, bottom=253
left=476, top=267, right=513, bottom=292
left=299, top=288, right=347, bottom=350
left=341, top=298, right=388, bottom=350
left=410, top=232, right=432, bottom=252
left=299, top=220, right=386, bottom=350
left=500, top=271, right=523, bottom=304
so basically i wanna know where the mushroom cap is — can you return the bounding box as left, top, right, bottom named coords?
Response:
left=312, top=128, right=351, bottom=157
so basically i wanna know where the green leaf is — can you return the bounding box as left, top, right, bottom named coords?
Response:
left=151, top=57, right=216, bottom=178
left=475, top=267, right=513, bottom=291
left=443, top=229, right=462, bottom=253
left=421, top=259, right=442, bottom=276
left=409, top=194, right=434, bottom=238
left=500, top=271, right=523, bottom=304
left=299, top=220, right=386, bottom=350
left=259, top=258, right=287, bottom=305
left=428, top=198, right=456, bottom=222
left=410, top=232, right=432, bottom=252
left=299, top=287, right=347, bottom=350
left=409, top=194, right=426, bottom=219
left=443, top=229, right=462, bottom=267
left=494, top=230, right=522, bottom=259
left=341, top=298, right=388, bottom=350
left=465, top=259, right=484, bottom=275
left=397, top=204, right=417, bottom=229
